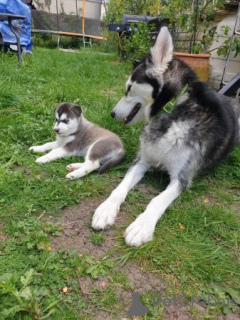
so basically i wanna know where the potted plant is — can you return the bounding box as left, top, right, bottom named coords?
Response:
left=104, top=0, right=239, bottom=82
left=158, top=0, right=226, bottom=81
left=160, top=0, right=240, bottom=82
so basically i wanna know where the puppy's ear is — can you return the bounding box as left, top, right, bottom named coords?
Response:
left=71, top=104, right=82, bottom=117
left=149, top=27, right=173, bottom=73
left=54, top=103, right=61, bottom=114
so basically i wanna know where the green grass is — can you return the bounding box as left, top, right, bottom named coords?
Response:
left=0, top=47, right=240, bottom=319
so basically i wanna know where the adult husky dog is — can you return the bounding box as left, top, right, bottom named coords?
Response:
left=92, top=27, right=240, bottom=247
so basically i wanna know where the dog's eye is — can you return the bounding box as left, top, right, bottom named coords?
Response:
left=125, top=84, right=132, bottom=96
left=62, top=119, right=69, bottom=124
left=55, top=118, right=58, bottom=122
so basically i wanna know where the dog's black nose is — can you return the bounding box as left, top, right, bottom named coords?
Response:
left=111, top=111, right=115, bottom=118
left=54, top=128, right=59, bottom=133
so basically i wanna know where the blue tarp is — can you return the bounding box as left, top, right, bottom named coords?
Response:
left=0, top=0, right=31, bottom=47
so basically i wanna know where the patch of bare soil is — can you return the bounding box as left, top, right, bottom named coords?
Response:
left=50, top=183, right=160, bottom=259
left=48, top=186, right=168, bottom=318
left=135, top=182, right=160, bottom=197
left=49, top=185, right=167, bottom=296
left=48, top=185, right=237, bottom=320
left=49, top=197, right=130, bottom=259
left=0, top=231, right=9, bottom=242
left=162, top=302, right=240, bottom=320
left=120, top=263, right=165, bottom=295
left=197, top=192, right=221, bottom=207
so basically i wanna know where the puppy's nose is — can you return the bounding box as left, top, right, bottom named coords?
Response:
left=111, top=111, right=116, bottom=118
left=54, top=128, right=59, bottom=133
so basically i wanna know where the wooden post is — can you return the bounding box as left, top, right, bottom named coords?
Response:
left=82, top=0, right=86, bottom=35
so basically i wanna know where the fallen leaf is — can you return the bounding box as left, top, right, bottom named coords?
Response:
left=100, top=281, right=108, bottom=290
left=178, top=223, right=185, bottom=231
left=203, top=197, right=210, bottom=204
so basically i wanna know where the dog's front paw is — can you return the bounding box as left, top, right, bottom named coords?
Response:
left=35, top=155, right=51, bottom=164
left=92, top=198, right=119, bottom=230
left=29, top=146, right=44, bottom=153
left=125, top=214, right=155, bottom=247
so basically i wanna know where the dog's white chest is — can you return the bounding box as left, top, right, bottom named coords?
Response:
left=57, top=135, right=75, bottom=146
left=140, top=120, right=193, bottom=170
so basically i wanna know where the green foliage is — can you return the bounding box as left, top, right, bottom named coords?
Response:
left=199, top=283, right=240, bottom=316
left=90, top=232, right=105, bottom=244
left=104, top=0, right=239, bottom=57
left=159, top=0, right=240, bottom=56
left=0, top=82, right=22, bottom=109
left=123, top=22, right=155, bottom=60
left=0, top=215, right=117, bottom=319
left=0, top=269, right=58, bottom=320
left=33, top=34, right=84, bottom=50
left=216, top=27, right=240, bottom=57
left=104, top=0, right=159, bottom=24
left=103, top=0, right=160, bottom=59
left=85, top=256, right=114, bottom=279
left=6, top=217, right=62, bottom=251
left=160, top=0, right=224, bottom=53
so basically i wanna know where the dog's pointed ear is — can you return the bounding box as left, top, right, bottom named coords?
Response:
left=150, top=27, right=173, bottom=71
left=71, top=104, right=82, bottom=117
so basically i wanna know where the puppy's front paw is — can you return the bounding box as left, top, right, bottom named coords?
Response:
left=125, top=214, right=155, bottom=247
left=66, top=163, right=83, bottom=171
left=29, top=146, right=44, bottom=153
left=92, top=199, right=119, bottom=230
left=66, top=171, right=80, bottom=179
left=35, top=155, right=51, bottom=164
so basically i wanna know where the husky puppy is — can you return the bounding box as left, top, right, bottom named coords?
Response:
left=92, top=27, right=240, bottom=246
left=29, top=103, right=125, bottom=179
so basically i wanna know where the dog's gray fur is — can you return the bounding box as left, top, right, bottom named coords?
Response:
left=92, top=27, right=240, bottom=247
left=29, top=103, right=125, bottom=179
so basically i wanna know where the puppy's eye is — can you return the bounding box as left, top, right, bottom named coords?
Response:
left=62, top=119, right=69, bottom=124
left=55, top=118, right=58, bottom=122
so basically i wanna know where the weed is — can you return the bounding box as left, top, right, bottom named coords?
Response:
left=5, top=217, right=61, bottom=251
left=199, top=283, right=240, bottom=316
left=90, top=232, right=105, bottom=245
left=85, top=256, right=114, bottom=279
left=0, top=269, right=58, bottom=320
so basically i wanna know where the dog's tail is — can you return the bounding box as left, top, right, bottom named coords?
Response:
left=98, top=149, right=125, bottom=174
